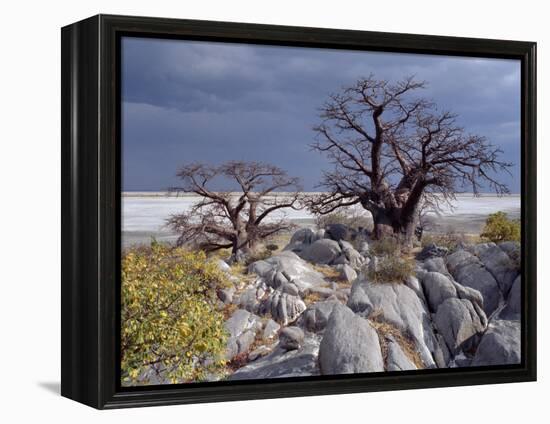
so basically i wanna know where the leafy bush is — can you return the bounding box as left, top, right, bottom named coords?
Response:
left=370, top=236, right=401, bottom=256
left=480, top=211, right=520, bottom=243
left=365, top=255, right=415, bottom=284
left=121, top=242, right=229, bottom=385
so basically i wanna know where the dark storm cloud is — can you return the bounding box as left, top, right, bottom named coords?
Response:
left=122, top=37, right=521, bottom=192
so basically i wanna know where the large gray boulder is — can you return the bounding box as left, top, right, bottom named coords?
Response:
left=230, top=336, right=321, bottom=380
left=325, top=223, right=353, bottom=241
left=471, top=319, right=521, bottom=366
left=259, top=291, right=306, bottom=325
left=475, top=244, right=519, bottom=296
left=284, top=228, right=322, bottom=254
left=289, top=228, right=317, bottom=245
left=301, top=300, right=339, bottom=332
left=300, top=239, right=342, bottom=265
left=446, top=250, right=502, bottom=315
left=500, top=276, right=521, bottom=319
left=498, top=241, right=521, bottom=262
left=434, top=298, right=486, bottom=355
left=319, top=304, right=384, bottom=374
left=421, top=272, right=458, bottom=312
left=422, top=257, right=449, bottom=275
left=346, top=278, right=443, bottom=368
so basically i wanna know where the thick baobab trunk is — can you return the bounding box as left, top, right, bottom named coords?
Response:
left=229, top=229, right=250, bottom=263
left=371, top=207, right=418, bottom=249
left=371, top=210, right=397, bottom=240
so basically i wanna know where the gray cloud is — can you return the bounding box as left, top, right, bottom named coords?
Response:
left=122, top=37, right=521, bottom=193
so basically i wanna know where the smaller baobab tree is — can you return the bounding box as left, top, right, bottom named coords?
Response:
left=167, top=161, right=302, bottom=263
left=307, top=75, right=512, bottom=248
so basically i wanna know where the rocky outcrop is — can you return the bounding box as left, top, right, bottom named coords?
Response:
left=225, top=309, right=262, bottom=360
left=471, top=319, right=521, bottom=366
left=249, top=251, right=326, bottom=293
left=300, top=239, right=342, bottom=265
left=434, top=298, right=486, bottom=355
left=347, top=277, right=443, bottom=368
left=218, top=228, right=522, bottom=381
left=386, top=335, right=418, bottom=371
left=319, top=304, right=384, bottom=374
left=500, top=276, right=521, bottom=319
left=421, top=272, right=458, bottom=312
left=259, top=290, right=306, bottom=326
left=446, top=249, right=502, bottom=315
left=230, top=336, right=321, bottom=380
left=301, top=300, right=339, bottom=332
left=474, top=243, right=519, bottom=296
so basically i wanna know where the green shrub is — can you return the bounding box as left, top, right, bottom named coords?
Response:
left=480, top=211, right=520, bottom=243
left=121, top=242, right=229, bottom=385
left=366, top=255, right=415, bottom=284
left=370, top=236, right=401, bottom=256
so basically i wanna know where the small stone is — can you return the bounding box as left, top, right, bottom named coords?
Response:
left=262, top=319, right=281, bottom=340
left=339, top=264, right=358, bottom=283
left=248, top=345, right=272, bottom=361
left=279, top=326, right=305, bottom=351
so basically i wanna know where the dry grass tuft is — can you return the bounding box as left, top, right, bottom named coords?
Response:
left=302, top=291, right=324, bottom=306
left=366, top=255, right=415, bottom=284
left=368, top=309, right=424, bottom=370
left=312, top=264, right=342, bottom=281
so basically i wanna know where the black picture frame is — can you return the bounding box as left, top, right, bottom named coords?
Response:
left=61, top=14, right=537, bottom=409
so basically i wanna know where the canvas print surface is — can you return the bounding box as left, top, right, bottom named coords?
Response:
left=120, top=37, right=522, bottom=386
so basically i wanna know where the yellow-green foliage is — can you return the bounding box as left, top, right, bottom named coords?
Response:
left=366, top=255, right=415, bottom=284
left=121, top=242, right=229, bottom=385
left=480, top=212, right=520, bottom=243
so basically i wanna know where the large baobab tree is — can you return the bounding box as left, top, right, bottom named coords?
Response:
left=308, top=75, right=512, bottom=247
left=167, top=161, right=302, bottom=262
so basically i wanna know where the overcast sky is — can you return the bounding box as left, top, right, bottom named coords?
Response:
left=122, top=36, right=521, bottom=193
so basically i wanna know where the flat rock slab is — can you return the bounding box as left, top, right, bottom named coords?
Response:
left=229, top=337, right=321, bottom=380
